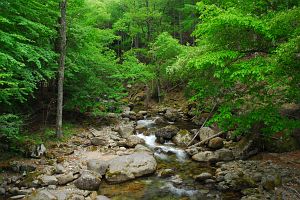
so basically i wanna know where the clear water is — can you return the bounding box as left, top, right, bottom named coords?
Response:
left=99, top=118, right=240, bottom=200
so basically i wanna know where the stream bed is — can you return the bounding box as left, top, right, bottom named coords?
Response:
left=99, top=118, right=241, bottom=200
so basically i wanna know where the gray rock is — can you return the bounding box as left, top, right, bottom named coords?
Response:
left=126, top=135, right=145, bottom=147
left=199, top=127, right=215, bottom=141
left=172, top=130, right=192, bottom=147
left=116, top=123, right=135, bottom=138
left=96, top=195, right=111, bottom=200
left=40, top=175, right=58, bottom=186
left=55, top=164, right=65, bottom=174
left=153, top=117, right=165, bottom=125
left=164, top=109, right=180, bottom=122
left=170, top=175, right=183, bottom=185
left=56, top=172, right=75, bottom=185
left=154, top=125, right=179, bottom=144
left=27, top=190, right=57, bottom=200
left=158, top=169, right=175, bottom=178
left=215, top=149, right=234, bottom=161
left=10, top=161, right=36, bottom=173
left=31, top=144, right=47, bottom=158
left=0, top=187, right=5, bottom=195
left=134, top=144, right=152, bottom=153
left=138, top=111, right=147, bottom=116
left=106, top=152, right=157, bottom=183
left=185, top=148, right=198, bottom=156
left=91, top=137, right=107, bottom=146
left=87, top=160, right=109, bottom=176
left=194, top=172, right=213, bottom=181
left=208, top=137, right=224, bottom=149
left=74, top=170, right=101, bottom=191
left=68, top=194, right=85, bottom=200
left=8, top=195, right=26, bottom=199
left=192, top=151, right=218, bottom=162
left=48, top=185, right=57, bottom=190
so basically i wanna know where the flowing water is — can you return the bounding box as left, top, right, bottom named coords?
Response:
left=100, top=118, right=240, bottom=200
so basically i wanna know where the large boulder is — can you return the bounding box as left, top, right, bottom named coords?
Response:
left=199, top=127, right=216, bottom=141
left=192, top=151, right=219, bottom=163
left=192, top=149, right=234, bottom=163
left=172, top=129, right=193, bottom=147
left=116, top=122, right=135, bottom=138
left=105, top=152, right=157, bottom=183
left=87, top=160, right=109, bottom=176
left=154, top=125, right=179, bottom=144
left=126, top=135, right=145, bottom=148
left=39, top=175, right=58, bottom=186
left=74, top=170, right=101, bottom=191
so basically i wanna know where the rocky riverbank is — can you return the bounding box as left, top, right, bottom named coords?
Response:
left=0, top=105, right=299, bottom=200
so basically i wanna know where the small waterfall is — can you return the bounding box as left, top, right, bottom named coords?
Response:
left=136, top=133, right=187, bottom=161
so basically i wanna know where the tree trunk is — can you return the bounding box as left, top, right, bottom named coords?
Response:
left=56, top=0, right=67, bottom=138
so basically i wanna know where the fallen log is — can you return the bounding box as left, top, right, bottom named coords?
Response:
left=189, top=131, right=224, bottom=148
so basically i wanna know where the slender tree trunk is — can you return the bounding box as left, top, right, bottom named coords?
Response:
left=56, top=0, right=67, bottom=138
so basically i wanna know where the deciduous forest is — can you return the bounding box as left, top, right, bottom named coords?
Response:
left=0, top=0, right=300, bottom=199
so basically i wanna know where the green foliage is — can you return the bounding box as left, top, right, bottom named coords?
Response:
left=0, top=0, right=58, bottom=106
left=0, top=114, right=23, bottom=143
left=168, top=0, right=300, bottom=136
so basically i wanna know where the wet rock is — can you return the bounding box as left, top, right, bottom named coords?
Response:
left=27, top=190, right=57, bottom=200
left=40, top=175, right=58, bottom=186
left=154, top=125, right=179, bottom=144
left=172, top=129, right=193, bottom=147
left=126, top=135, right=145, bottom=148
left=158, top=169, right=175, bottom=178
left=194, top=172, right=213, bottom=181
left=87, top=160, right=109, bottom=176
left=30, top=144, right=47, bottom=158
left=56, top=172, right=75, bottom=185
left=199, top=127, right=215, bottom=141
left=135, top=124, right=147, bottom=132
left=96, top=195, right=111, bottom=200
left=134, top=144, right=152, bottom=153
left=106, top=152, right=157, bottom=183
left=192, top=151, right=218, bottom=163
left=74, top=170, right=101, bottom=191
left=208, top=137, right=224, bottom=149
left=170, top=175, right=183, bottom=185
